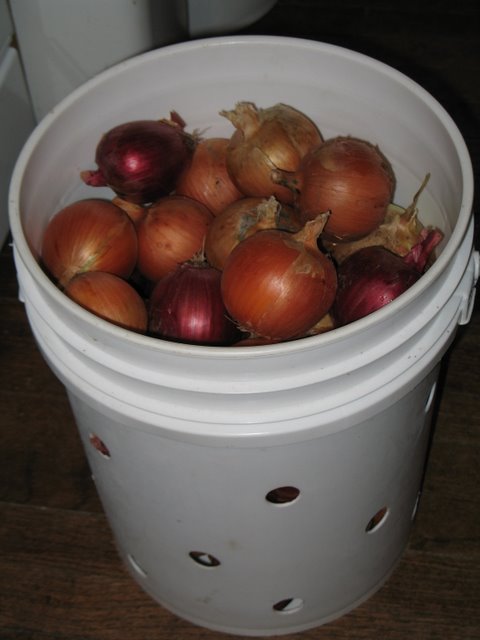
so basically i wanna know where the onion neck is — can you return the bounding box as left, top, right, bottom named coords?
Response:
left=293, top=212, right=330, bottom=254
left=220, top=102, right=261, bottom=139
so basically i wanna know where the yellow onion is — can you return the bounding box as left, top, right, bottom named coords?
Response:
left=220, top=102, right=323, bottom=204
left=174, top=137, right=243, bottom=215
left=136, top=195, right=213, bottom=281
left=41, top=198, right=138, bottom=288
left=323, top=175, right=430, bottom=263
left=205, top=196, right=301, bottom=270
left=275, top=135, right=395, bottom=241
left=221, top=213, right=337, bottom=341
left=65, top=271, right=148, bottom=333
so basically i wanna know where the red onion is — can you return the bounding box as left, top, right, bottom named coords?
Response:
left=81, top=115, right=196, bottom=204
left=333, top=228, right=443, bottom=325
left=149, top=261, right=241, bottom=345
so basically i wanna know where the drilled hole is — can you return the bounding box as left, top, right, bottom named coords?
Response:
left=89, top=433, right=110, bottom=458
left=273, top=597, right=304, bottom=614
left=127, top=554, right=148, bottom=578
left=266, top=486, right=300, bottom=504
left=189, top=551, right=221, bottom=567
left=424, top=382, right=437, bottom=414
left=366, top=506, right=389, bottom=533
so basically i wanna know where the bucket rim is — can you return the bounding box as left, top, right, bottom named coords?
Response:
left=8, top=35, right=475, bottom=358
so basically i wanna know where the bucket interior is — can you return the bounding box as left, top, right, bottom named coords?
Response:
left=11, top=36, right=472, bottom=280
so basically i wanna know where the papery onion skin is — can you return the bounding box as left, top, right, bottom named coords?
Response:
left=277, top=136, right=395, bottom=241
left=136, top=195, right=213, bottom=281
left=65, top=271, right=148, bottom=333
left=324, top=203, right=424, bottom=263
left=303, top=312, right=336, bottom=336
left=205, top=196, right=301, bottom=270
left=81, top=117, right=196, bottom=204
left=41, top=198, right=138, bottom=288
left=221, top=102, right=323, bottom=204
left=149, top=261, right=241, bottom=345
left=174, top=137, right=243, bottom=215
left=221, top=214, right=337, bottom=341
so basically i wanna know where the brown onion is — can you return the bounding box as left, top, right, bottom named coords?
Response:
left=220, top=102, right=323, bottom=204
left=149, top=260, right=241, bottom=345
left=221, top=213, right=337, bottom=341
left=275, top=135, right=395, bottom=241
left=136, top=195, right=213, bottom=281
left=174, top=137, right=243, bottom=215
left=41, top=198, right=138, bottom=288
left=65, top=271, right=148, bottom=333
left=324, top=175, right=430, bottom=263
left=205, top=196, right=301, bottom=270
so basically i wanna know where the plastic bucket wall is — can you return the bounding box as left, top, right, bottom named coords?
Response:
left=9, top=37, right=477, bottom=636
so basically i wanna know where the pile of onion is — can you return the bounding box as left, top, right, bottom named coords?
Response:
left=40, top=100, right=444, bottom=347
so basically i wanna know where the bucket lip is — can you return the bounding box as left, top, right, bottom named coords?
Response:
left=8, top=35, right=475, bottom=358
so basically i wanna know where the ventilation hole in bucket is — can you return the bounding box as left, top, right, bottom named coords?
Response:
left=273, top=598, right=304, bottom=614
left=365, top=506, right=389, bottom=533
left=266, top=486, right=300, bottom=504
left=89, top=433, right=110, bottom=458
left=424, top=382, right=437, bottom=414
left=189, top=551, right=221, bottom=568
left=127, top=554, right=148, bottom=578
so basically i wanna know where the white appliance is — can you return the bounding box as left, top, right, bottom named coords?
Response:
left=0, top=0, right=36, bottom=246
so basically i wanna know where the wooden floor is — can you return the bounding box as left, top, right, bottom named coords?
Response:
left=1, top=1, right=479, bottom=638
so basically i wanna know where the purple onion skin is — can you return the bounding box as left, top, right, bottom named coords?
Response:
left=93, top=120, right=195, bottom=204
left=333, top=245, right=421, bottom=326
left=149, top=262, right=242, bottom=346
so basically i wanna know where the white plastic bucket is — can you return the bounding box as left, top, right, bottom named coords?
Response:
left=8, top=36, right=478, bottom=636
